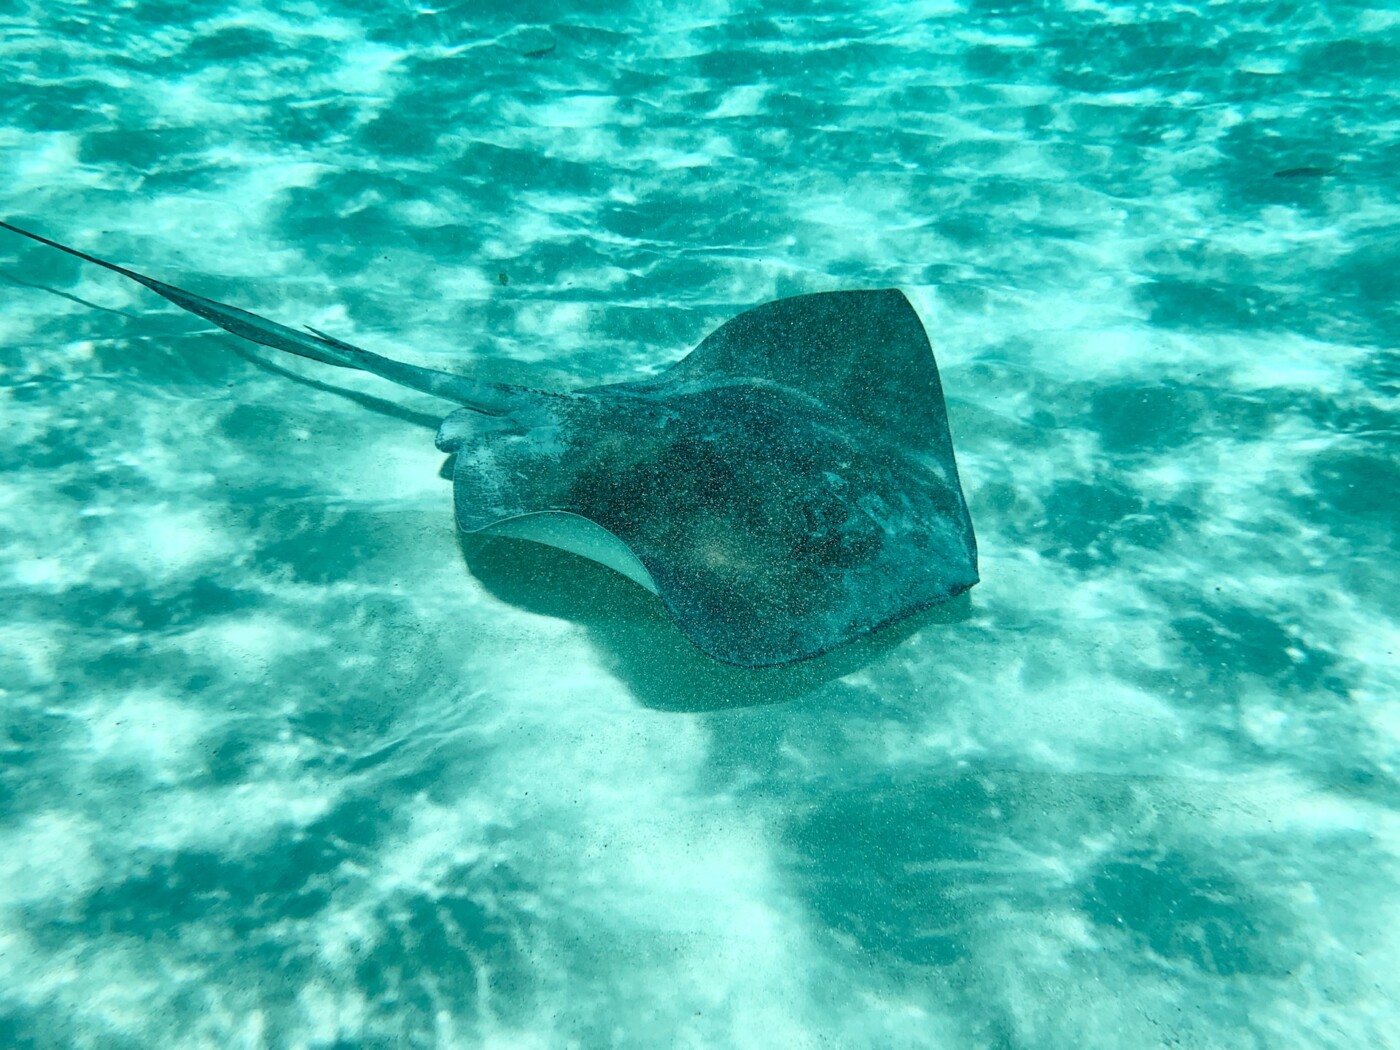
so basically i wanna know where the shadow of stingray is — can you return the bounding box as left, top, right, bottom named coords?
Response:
left=0, top=269, right=143, bottom=318
left=221, top=359, right=974, bottom=706
left=230, top=342, right=445, bottom=432
left=176, top=350, right=974, bottom=703
left=459, top=532, right=973, bottom=712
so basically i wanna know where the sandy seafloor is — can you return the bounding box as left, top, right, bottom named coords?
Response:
left=1, top=1, right=1399, bottom=1047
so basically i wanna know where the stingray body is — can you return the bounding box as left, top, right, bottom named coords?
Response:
left=1, top=221, right=978, bottom=665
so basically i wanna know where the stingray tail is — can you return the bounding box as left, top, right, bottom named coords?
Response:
left=0, top=219, right=523, bottom=415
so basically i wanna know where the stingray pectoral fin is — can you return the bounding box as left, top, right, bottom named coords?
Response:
left=476, top=512, right=660, bottom=594
left=0, top=219, right=523, bottom=415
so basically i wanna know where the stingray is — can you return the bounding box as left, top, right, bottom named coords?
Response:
left=1, top=220, right=978, bottom=666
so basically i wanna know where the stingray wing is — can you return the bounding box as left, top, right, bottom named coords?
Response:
left=616, top=288, right=978, bottom=661
left=642, top=289, right=959, bottom=460
left=573, top=383, right=978, bottom=666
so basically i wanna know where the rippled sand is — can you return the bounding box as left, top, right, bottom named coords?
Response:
left=2, top=3, right=1398, bottom=1047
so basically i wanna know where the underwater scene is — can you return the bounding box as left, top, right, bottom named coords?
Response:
left=1, top=1, right=1397, bottom=1047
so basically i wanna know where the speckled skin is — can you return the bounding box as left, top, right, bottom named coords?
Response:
left=439, top=290, right=978, bottom=665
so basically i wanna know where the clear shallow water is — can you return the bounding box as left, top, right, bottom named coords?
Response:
left=2, top=1, right=1398, bottom=1047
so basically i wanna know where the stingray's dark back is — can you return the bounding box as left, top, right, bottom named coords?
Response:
left=439, top=290, right=978, bottom=666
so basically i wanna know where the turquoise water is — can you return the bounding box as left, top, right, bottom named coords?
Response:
left=3, top=2, right=1398, bottom=1047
